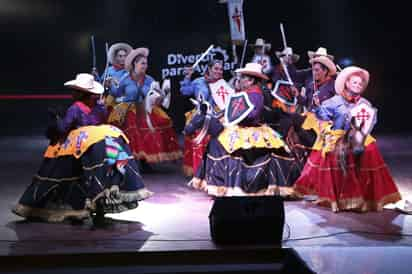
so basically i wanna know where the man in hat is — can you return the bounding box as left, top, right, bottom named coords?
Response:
left=57, top=73, right=107, bottom=136
left=272, top=46, right=300, bottom=84
left=186, top=63, right=298, bottom=196
left=298, top=54, right=337, bottom=111
left=250, top=38, right=273, bottom=76
left=271, top=47, right=301, bottom=104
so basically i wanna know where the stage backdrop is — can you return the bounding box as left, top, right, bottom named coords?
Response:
left=0, top=0, right=408, bottom=135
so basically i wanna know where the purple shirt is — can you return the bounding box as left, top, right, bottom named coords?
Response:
left=241, top=85, right=264, bottom=126
left=299, top=77, right=336, bottom=110
left=57, top=101, right=107, bottom=135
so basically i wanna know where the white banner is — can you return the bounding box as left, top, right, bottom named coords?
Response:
left=161, top=46, right=236, bottom=79
left=227, top=0, right=245, bottom=43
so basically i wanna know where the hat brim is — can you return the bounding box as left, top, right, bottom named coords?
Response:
left=234, top=68, right=269, bottom=80
left=125, top=47, right=150, bottom=72
left=64, top=80, right=104, bottom=95
left=309, top=56, right=337, bottom=76
left=107, top=43, right=133, bottom=65
left=275, top=51, right=300, bottom=63
left=308, top=50, right=335, bottom=61
left=251, top=44, right=271, bottom=50
left=334, top=66, right=370, bottom=95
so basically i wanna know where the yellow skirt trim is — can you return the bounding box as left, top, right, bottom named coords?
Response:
left=217, top=124, right=286, bottom=154
left=44, top=125, right=128, bottom=159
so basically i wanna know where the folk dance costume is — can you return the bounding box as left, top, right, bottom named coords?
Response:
left=107, top=48, right=181, bottom=163
left=267, top=47, right=318, bottom=171
left=294, top=66, right=401, bottom=212
left=179, top=60, right=226, bottom=176
left=289, top=47, right=337, bottom=111
left=187, top=63, right=299, bottom=196
left=97, top=43, right=133, bottom=110
left=13, top=74, right=152, bottom=222
left=95, top=43, right=132, bottom=83
left=250, top=38, right=273, bottom=76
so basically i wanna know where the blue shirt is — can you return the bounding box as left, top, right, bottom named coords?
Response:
left=180, top=77, right=215, bottom=107
left=315, top=95, right=376, bottom=130
left=109, top=74, right=154, bottom=103
left=95, top=66, right=129, bottom=83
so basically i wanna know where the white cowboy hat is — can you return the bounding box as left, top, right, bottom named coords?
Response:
left=252, top=38, right=271, bottom=50
left=235, top=62, right=269, bottom=80
left=107, top=42, right=133, bottom=65
left=125, top=47, right=150, bottom=71
left=334, top=66, right=370, bottom=95
left=309, top=55, right=337, bottom=76
left=308, top=47, right=334, bottom=60
left=64, top=73, right=104, bottom=94
left=275, top=47, right=300, bottom=63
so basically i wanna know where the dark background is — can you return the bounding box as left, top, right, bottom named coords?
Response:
left=0, top=0, right=408, bottom=135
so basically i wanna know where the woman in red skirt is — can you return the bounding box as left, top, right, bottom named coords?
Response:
left=294, top=66, right=401, bottom=212
left=107, top=48, right=182, bottom=169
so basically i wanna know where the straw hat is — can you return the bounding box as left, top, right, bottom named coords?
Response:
left=308, top=47, right=334, bottom=60
left=275, top=47, right=300, bottom=63
left=334, top=66, right=370, bottom=95
left=64, top=73, right=104, bottom=94
left=235, top=63, right=269, bottom=80
left=107, top=42, right=133, bottom=65
left=309, top=55, right=337, bottom=76
left=252, top=38, right=271, bottom=50
left=125, top=47, right=150, bottom=71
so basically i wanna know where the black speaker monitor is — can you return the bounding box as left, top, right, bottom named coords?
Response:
left=209, top=195, right=285, bottom=245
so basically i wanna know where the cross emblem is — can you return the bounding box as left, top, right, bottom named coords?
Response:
left=231, top=6, right=242, bottom=32
left=259, top=58, right=268, bottom=68
left=76, top=131, right=89, bottom=154
left=216, top=86, right=229, bottom=102
left=355, top=108, right=370, bottom=122
left=232, top=97, right=245, bottom=117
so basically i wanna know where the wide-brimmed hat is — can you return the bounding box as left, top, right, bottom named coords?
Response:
left=309, top=55, right=337, bottom=76
left=107, top=42, right=133, bottom=65
left=64, top=73, right=104, bottom=94
left=252, top=38, right=271, bottom=50
left=125, top=47, right=150, bottom=71
left=308, top=47, right=334, bottom=60
left=275, top=47, right=300, bottom=63
left=235, top=62, right=269, bottom=80
left=334, top=66, right=370, bottom=95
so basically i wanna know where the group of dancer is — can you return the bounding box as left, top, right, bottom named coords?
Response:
left=13, top=39, right=402, bottom=223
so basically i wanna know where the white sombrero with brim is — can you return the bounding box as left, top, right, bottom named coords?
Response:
left=64, top=73, right=104, bottom=94
left=125, top=47, right=150, bottom=71
left=107, top=42, right=133, bottom=65
left=309, top=55, right=337, bottom=76
left=334, top=66, right=370, bottom=95
left=275, top=47, right=300, bottom=63
left=308, top=47, right=334, bottom=60
left=235, top=62, right=269, bottom=80
left=251, top=38, right=271, bottom=50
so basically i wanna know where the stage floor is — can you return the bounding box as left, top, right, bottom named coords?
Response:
left=1, top=134, right=412, bottom=273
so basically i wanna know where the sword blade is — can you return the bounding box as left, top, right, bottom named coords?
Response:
left=280, top=23, right=288, bottom=50
left=192, top=44, right=214, bottom=69
left=239, top=39, right=248, bottom=68
left=90, top=35, right=96, bottom=68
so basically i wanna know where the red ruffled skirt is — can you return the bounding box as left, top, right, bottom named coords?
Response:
left=294, top=142, right=401, bottom=212
left=122, top=105, right=182, bottom=163
left=183, top=133, right=210, bottom=176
